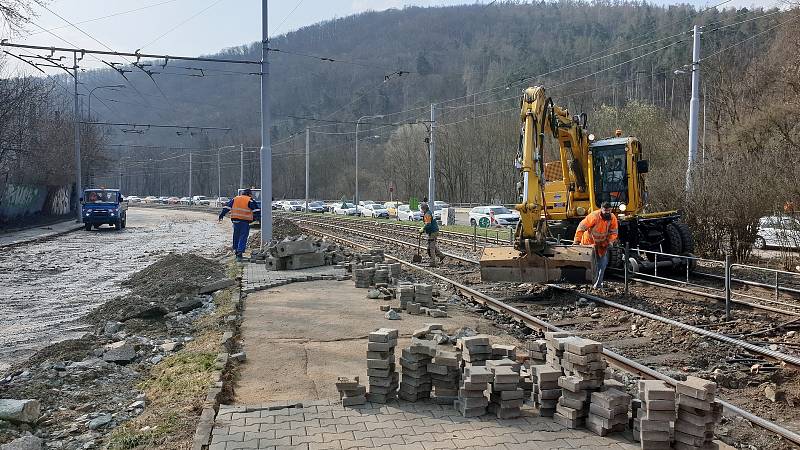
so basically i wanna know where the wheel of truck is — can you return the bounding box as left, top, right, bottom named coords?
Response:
left=675, top=222, right=694, bottom=254
left=664, top=223, right=683, bottom=256
left=84, top=223, right=92, bottom=231
left=121, top=216, right=127, bottom=228
left=114, top=220, right=122, bottom=230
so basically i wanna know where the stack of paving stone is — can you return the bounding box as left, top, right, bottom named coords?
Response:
left=428, top=348, right=461, bottom=404
left=354, top=268, right=372, bottom=288
left=554, top=338, right=605, bottom=429
left=336, top=376, right=367, bottom=406
left=519, top=366, right=534, bottom=400
left=528, top=339, right=548, bottom=363
left=389, top=263, right=402, bottom=280
left=413, top=283, right=433, bottom=307
left=491, top=344, right=517, bottom=360
left=487, top=365, right=524, bottom=418
left=374, top=267, right=389, bottom=285
left=545, top=331, right=572, bottom=369
left=456, top=365, right=492, bottom=417
left=266, top=237, right=327, bottom=270
left=367, top=328, right=399, bottom=403
left=397, top=284, right=415, bottom=310
left=458, top=335, right=492, bottom=366
left=674, top=376, right=721, bottom=449
left=635, top=380, right=676, bottom=449
left=586, top=388, right=631, bottom=436
left=398, top=338, right=436, bottom=402
left=532, top=365, right=562, bottom=417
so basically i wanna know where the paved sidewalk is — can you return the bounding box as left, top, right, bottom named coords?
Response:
left=0, top=219, right=83, bottom=247
left=241, top=262, right=342, bottom=293
left=211, top=399, right=638, bottom=450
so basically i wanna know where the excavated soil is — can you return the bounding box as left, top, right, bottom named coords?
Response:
left=122, top=253, right=224, bottom=298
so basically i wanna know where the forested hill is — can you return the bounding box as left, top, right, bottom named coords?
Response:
left=74, top=1, right=782, bottom=200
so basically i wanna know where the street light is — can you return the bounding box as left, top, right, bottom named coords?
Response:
left=354, top=114, right=384, bottom=205
left=216, top=145, right=238, bottom=198
left=88, top=84, right=125, bottom=119
left=670, top=69, right=687, bottom=118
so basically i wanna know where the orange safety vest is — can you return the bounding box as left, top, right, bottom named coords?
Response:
left=574, top=210, right=619, bottom=256
left=230, top=195, right=254, bottom=221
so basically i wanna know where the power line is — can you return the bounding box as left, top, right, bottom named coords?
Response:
left=268, top=46, right=413, bottom=75
left=274, top=0, right=305, bottom=35
left=138, top=0, right=227, bottom=51
left=700, top=13, right=799, bottom=62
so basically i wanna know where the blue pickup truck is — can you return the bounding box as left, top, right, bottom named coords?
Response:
left=82, top=188, right=128, bottom=230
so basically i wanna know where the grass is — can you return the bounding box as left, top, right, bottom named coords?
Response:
left=106, top=260, right=240, bottom=450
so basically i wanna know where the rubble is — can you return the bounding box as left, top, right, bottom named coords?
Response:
left=0, top=400, right=40, bottom=424
left=335, top=376, right=367, bottom=407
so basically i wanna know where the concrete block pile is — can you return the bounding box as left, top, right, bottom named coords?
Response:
left=456, top=366, right=492, bottom=417
left=389, top=262, right=402, bottom=279
left=487, top=365, right=524, bottom=418
left=353, top=268, right=373, bottom=288
left=367, top=328, right=399, bottom=403
left=586, top=388, right=631, bottom=436
left=397, top=284, right=415, bottom=310
left=458, top=335, right=492, bottom=366
left=635, top=380, right=676, bottom=449
left=674, top=376, right=721, bottom=449
left=554, top=338, right=605, bottom=429
left=374, top=266, right=390, bottom=285
left=545, top=331, right=571, bottom=369
left=532, top=364, right=562, bottom=417
left=398, top=338, right=436, bottom=402
left=257, top=237, right=330, bottom=270
left=491, top=344, right=516, bottom=360
left=336, top=376, right=366, bottom=406
left=412, top=283, right=433, bottom=307
left=428, top=348, right=461, bottom=404
left=528, top=339, right=547, bottom=363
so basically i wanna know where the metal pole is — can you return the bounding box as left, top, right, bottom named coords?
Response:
left=624, top=243, right=630, bottom=296
left=428, top=104, right=436, bottom=209
left=217, top=148, right=222, bottom=198
left=724, top=253, right=731, bottom=320
left=260, top=0, right=273, bottom=245
left=305, top=127, right=309, bottom=212
left=239, top=144, right=244, bottom=188
left=670, top=77, right=676, bottom=117
left=188, top=152, right=192, bottom=200
left=702, top=85, right=707, bottom=180
left=118, top=160, right=122, bottom=189
left=686, top=24, right=701, bottom=194
left=73, top=52, right=82, bottom=221
left=355, top=121, right=360, bottom=206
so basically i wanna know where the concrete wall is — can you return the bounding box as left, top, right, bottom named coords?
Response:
left=0, top=183, right=74, bottom=222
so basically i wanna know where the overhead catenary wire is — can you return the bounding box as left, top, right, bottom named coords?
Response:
left=138, top=0, right=227, bottom=51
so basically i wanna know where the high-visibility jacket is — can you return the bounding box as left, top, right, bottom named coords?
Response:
left=226, top=195, right=256, bottom=221
left=574, top=210, right=619, bottom=256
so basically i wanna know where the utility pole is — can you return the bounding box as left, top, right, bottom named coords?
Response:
left=73, top=51, right=82, bottom=221
left=305, top=127, right=309, bottom=212
left=260, top=0, right=273, bottom=245
left=239, top=144, right=244, bottom=189
left=686, top=25, right=701, bottom=194
left=355, top=114, right=384, bottom=206
left=217, top=147, right=222, bottom=198
left=428, top=103, right=436, bottom=208
left=188, top=152, right=192, bottom=199
left=118, top=160, right=123, bottom=190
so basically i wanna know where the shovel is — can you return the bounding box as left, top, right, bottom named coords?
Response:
left=412, top=234, right=423, bottom=263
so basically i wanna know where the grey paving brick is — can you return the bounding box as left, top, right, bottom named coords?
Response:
left=293, top=434, right=326, bottom=445
left=212, top=426, right=230, bottom=435
left=393, top=419, right=427, bottom=428
left=243, top=431, right=276, bottom=441
left=305, top=411, right=335, bottom=420
left=257, top=436, right=291, bottom=446
left=353, top=429, right=385, bottom=440
left=403, top=432, right=437, bottom=444
left=412, top=424, right=445, bottom=435
left=230, top=424, right=260, bottom=434
left=322, top=431, right=356, bottom=443
left=482, top=434, right=520, bottom=446
left=212, top=432, right=245, bottom=443
left=275, top=427, right=306, bottom=439
left=372, top=435, right=406, bottom=446
left=305, top=425, right=338, bottom=436
left=348, top=414, right=379, bottom=424
left=320, top=417, right=351, bottom=427
left=335, top=423, right=367, bottom=433
left=295, top=418, right=320, bottom=429
left=382, top=427, right=414, bottom=438
left=309, top=440, right=343, bottom=450
left=278, top=445, right=309, bottom=450
left=422, top=440, right=458, bottom=450
left=451, top=437, right=487, bottom=448
left=365, top=421, right=399, bottom=431
left=209, top=443, right=227, bottom=450
left=245, top=416, right=276, bottom=425
left=339, top=438, right=374, bottom=449
left=389, top=443, right=425, bottom=450
left=376, top=413, right=408, bottom=422
left=226, top=440, right=259, bottom=449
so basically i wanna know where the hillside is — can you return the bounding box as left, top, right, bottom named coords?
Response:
left=72, top=1, right=782, bottom=200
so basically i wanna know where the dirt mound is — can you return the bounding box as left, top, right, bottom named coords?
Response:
left=247, top=217, right=303, bottom=249
left=23, top=334, right=100, bottom=367
left=122, top=253, right=224, bottom=298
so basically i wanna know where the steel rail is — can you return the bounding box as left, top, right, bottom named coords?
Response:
left=296, top=223, right=800, bottom=446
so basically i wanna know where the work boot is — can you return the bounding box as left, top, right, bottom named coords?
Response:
left=439, top=255, right=445, bottom=264
left=235, top=254, right=243, bottom=262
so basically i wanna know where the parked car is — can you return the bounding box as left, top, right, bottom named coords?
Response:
left=434, top=200, right=450, bottom=209
left=363, top=203, right=389, bottom=218
left=166, top=196, right=179, bottom=204
left=125, top=195, right=141, bottom=203
left=283, top=200, right=303, bottom=212
left=754, top=216, right=800, bottom=249
left=334, top=202, right=358, bottom=216
left=271, top=201, right=282, bottom=210
left=357, top=200, right=376, bottom=216
left=397, top=204, right=422, bottom=221
left=192, top=195, right=210, bottom=205
left=214, top=197, right=230, bottom=207
left=143, top=196, right=159, bottom=204
left=324, top=201, right=340, bottom=213
left=383, top=201, right=400, bottom=217
left=303, top=201, right=326, bottom=213
left=159, top=196, right=170, bottom=204
left=432, top=204, right=443, bottom=221
left=178, top=197, right=192, bottom=205
left=468, top=205, right=520, bottom=227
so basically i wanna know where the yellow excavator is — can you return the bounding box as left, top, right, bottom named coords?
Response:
left=480, top=86, right=694, bottom=283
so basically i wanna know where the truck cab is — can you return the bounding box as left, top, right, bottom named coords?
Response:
left=82, top=188, right=128, bottom=230
left=237, top=188, right=261, bottom=224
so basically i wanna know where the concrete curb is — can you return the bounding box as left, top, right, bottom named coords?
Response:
left=190, top=285, right=243, bottom=450
left=242, top=273, right=350, bottom=293
left=0, top=222, right=83, bottom=248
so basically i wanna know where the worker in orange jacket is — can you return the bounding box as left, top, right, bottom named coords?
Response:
left=574, top=201, right=619, bottom=289
left=218, top=189, right=260, bottom=261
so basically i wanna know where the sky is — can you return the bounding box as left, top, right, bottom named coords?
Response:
left=3, top=0, right=779, bottom=74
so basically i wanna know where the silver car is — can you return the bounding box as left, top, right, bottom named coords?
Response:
left=754, top=216, right=800, bottom=249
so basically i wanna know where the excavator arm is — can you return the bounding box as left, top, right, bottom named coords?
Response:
left=479, top=86, right=595, bottom=284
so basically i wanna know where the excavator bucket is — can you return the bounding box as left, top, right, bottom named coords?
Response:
left=479, top=244, right=595, bottom=284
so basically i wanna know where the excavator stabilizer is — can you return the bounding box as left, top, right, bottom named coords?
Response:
left=479, top=245, right=595, bottom=284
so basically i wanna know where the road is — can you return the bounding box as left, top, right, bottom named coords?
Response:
left=0, top=208, right=229, bottom=371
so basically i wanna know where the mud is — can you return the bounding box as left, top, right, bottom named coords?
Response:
left=0, top=208, right=229, bottom=371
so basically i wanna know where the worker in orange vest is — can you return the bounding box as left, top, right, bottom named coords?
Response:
left=574, top=201, right=619, bottom=289
left=218, top=189, right=260, bottom=261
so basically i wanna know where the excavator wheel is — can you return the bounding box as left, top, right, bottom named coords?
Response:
left=664, top=223, right=683, bottom=255
left=608, top=244, right=625, bottom=270
left=675, top=222, right=694, bottom=254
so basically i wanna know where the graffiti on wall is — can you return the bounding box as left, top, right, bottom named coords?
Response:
left=0, top=183, right=73, bottom=222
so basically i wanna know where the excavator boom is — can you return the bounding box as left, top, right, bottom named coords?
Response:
left=480, top=86, right=595, bottom=283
